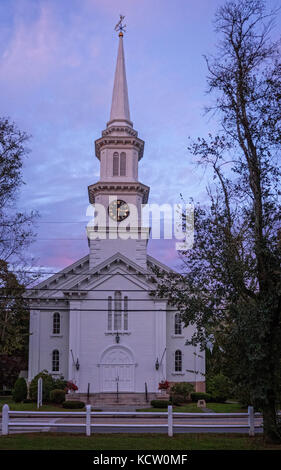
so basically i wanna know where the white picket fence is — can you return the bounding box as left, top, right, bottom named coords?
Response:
left=1, top=404, right=260, bottom=437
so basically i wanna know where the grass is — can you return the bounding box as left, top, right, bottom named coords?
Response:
left=206, top=402, right=246, bottom=413
left=137, top=402, right=246, bottom=413
left=0, top=397, right=85, bottom=412
left=138, top=403, right=204, bottom=413
left=0, top=433, right=280, bottom=450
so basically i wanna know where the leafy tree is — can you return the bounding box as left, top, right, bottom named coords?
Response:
left=0, top=117, right=38, bottom=387
left=0, top=260, right=29, bottom=355
left=154, top=0, right=281, bottom=443
left=0, top=117, right=37, bottom=263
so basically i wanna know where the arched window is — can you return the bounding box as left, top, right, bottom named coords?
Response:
left=120, top=152, right=126, bottom=176
left=108, top=296, right=112, bottom=330
left=107, top=292, right=129, bottom=331
left=53, top=312, right=60, bottom=335
left=174, top=313, right=182, bottom=335
left=113, top=152, right=119, bottom=176
left=175, top=350, right=182, bottom=372
left=52, top=350, right=60, bottom=372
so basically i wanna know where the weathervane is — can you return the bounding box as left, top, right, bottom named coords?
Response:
left=114, top=14, right=126, bottom=35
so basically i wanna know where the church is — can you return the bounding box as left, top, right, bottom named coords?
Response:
left=27, top=27, right=205, bottom=406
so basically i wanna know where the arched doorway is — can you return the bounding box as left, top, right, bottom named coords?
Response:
left=99, top=346, right=135, bottom=392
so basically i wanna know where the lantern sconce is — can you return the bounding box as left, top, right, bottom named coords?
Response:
left=115, top=331, right=120, bottom=344
left=155, top=358, right=159, bottom=370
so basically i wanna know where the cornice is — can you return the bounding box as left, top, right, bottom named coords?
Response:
left=95, top=129, right=144, bottom=160
left=88, top=181, right=150, bottom=204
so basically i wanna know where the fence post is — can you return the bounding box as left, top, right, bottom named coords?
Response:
left=2, top=404, right=9, bottom=435
left=37, top=377, right=43, bottom=409
left=248, top=406, right=255, bottom=436
left=168, top=405, right=173, bottom=437
left=86, top=404, right=91, bottom=436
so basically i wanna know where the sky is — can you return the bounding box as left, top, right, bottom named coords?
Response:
left=0, top=0, right=279, bottom=273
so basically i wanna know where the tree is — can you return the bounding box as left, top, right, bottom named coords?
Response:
left=154, top=0, right=281, bottom=443
left=0, top=117, right=37, bottom=263
left=0, top=259, right=29, bottom=355
left=0, top=117, right=38, bottom=387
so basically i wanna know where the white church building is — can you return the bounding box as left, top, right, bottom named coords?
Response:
left=27, top=29, right=205, bottom=405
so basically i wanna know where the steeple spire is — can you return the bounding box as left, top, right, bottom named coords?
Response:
left=107, top=28, right=132, bottom=128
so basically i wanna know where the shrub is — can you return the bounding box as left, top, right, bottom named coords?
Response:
left=158, top=380, right=169, bottom=390
left=150, top=400, right=170, bottom=408
left=53, top=378, right=68, bottom=391
left=190, top=392, right=212, bottom=402
left=207, top=374, right=231, bottom=403
left=23, top=398, right=33, bottom=403
left=62, top=401, right=85, bottom=409
left=169, top=382, right=194, bottom=403
left=12, top=377, right=27, bottom=403
left=29, top=370, right=56, bottom=402
left=169, top=395, right=184, bottom=406
left=50, top=389, right=66, bottom=404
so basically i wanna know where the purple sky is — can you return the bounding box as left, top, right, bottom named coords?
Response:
left=0, top=0, right=278, bottom=273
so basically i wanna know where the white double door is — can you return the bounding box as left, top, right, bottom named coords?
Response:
left=100, top=347, right=135, bottom=392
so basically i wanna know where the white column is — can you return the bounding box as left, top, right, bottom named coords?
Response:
left=154, top=301, right=167, bottom=390
left=28, top=310, right=40, bottom=381
left=68, top=300, right=81, bottom=386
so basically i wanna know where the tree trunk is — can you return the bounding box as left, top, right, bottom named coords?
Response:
left=262, top=400, right=281, bottom=443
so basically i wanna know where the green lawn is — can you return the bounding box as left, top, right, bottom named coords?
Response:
left=0, top=433, right=280, bottom=450
left=137, top=402, right=246, bottom=413
left=137, top=403, right=204, bottom=413
left=0, top=397, right=85, bottom=412
left=206, top=402, right=246, bottom=413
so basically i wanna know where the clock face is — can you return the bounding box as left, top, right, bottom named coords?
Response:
left=108, top=200, right=130, bottom=222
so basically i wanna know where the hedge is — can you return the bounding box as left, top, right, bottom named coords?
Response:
left=50, top=389, right=66, bottom=404
left=190, top=392, right=212, bottom=402
left=150, top=400, right=170, bottom=408
left=62, top=401, right=85, bottom=409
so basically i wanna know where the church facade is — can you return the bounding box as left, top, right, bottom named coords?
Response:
left=27, top=31, right=205, bottom=402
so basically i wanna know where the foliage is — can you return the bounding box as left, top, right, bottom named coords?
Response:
left=169, top=382, right=194, bottom=404
left=49, top=389, right=66, bottom=404
left=207, top=374, right=232, bottom=403
left=29, top=370, right=67, bottom=402
left=12, top=377, right=27, bottom=403
left=0, top=117, right=38, bottom=263
left=150, top=400, right=170, bottom=408
left=0, top=355, right=27, bottom=390
left=153, top=0, right=281, bottom=443
left=0, top=260, right=29, bottom=356
left=190, top=392, right=212, bottom=403
left=62, top=401, right=85, bottom=409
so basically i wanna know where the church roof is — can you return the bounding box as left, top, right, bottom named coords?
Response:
left=25, top=252, right=174, bottom=302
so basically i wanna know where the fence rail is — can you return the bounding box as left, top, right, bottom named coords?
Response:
left=1, top=404, right=261, bottom=437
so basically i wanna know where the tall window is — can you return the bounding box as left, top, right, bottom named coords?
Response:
left=108, top=296, right=112, bottom=330
left=107, top=292, right=128, bottom=331
left=53, top=312, right=60, bottom=334
left=114, top=291, right=122, bottom=330
left=175, top=350, right=182, bottom=372
left=112, top=152, right=126, bottom=176
left=174, top=313, right=182, bottom=335
left=52, top=350, right=60, bottom=372
left=120, top=152, right=126, bottom=176
left=113, top=152, right=119, bottom=176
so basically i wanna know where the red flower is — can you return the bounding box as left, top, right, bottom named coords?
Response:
left=66, top=381, right=78, bottom=391
left=158, top=380, right=169, bottom=390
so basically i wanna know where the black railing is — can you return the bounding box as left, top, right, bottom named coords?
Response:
left=145, top=382, right=148, bottom=402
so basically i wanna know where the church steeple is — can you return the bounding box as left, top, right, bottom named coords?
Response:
left=108, top=32, right=132, bottom=128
